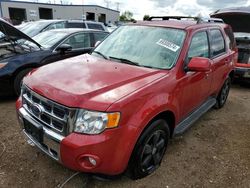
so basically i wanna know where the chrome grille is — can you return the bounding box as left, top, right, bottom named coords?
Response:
left=21, top=86, right=71, bottom=134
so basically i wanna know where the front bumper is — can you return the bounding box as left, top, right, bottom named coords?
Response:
left=18, top=107, right=64, bottom=161
left=17, top=99, right=138, bottom=175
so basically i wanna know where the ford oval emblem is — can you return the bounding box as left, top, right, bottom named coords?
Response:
left=31, top=103, right=43, bottom=116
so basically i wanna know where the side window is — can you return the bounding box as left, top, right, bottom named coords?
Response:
left=43, top=23, right=57, bottom=31
left=93, top=32, right=108, bottom=43
left=62, top=33, right=91, bottom=49
left=188, top=31, right=209, bottom=61
left=87, top=23, right=104, bottom=31
left=210, top=29, right=226, bottom=57
left=55, top=22, right=65, bottom=29
left=66, top=22, right=86, bottom=28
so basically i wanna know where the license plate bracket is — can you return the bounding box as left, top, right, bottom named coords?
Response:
left=23, top=119, right=44, bottom=143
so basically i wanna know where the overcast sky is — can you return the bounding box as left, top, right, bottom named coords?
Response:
left=15, top=0, right=250, bottom=19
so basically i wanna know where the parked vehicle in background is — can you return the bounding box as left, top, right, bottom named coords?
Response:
left=15, top=21, right=32, bottom=30
left=16, top=16, right=236, bottom=180
left=0, top=18, right=108, bottom=95
left=67, top=20, right=108, bottom=32
left=106, top=23, right=118, bottom=33
left=19, top=19, right=108, bottom=38
left=211, top=7, right=250, bottom=83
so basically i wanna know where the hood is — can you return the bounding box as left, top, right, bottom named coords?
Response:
left=23, top=54, right=167, bottom=111
left=210, top=7, right=250, bottom=33
left=0, top=18, right=41, bottom=48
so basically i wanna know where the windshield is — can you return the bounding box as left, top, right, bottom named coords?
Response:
left=93, top=25, right=186, bottom=69
left=21, top=21, right=52, bottom=37
left=28, top=31, right=68, bottom=49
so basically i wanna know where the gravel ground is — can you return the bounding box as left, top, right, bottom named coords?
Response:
left=0, top=85, right=249, bottom=188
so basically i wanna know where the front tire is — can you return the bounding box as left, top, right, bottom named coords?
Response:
left=13, top=68, right=32, bottom=96
left=215, top=77, right=231, bottom=109
left=127, top=119, right=170, bottom=180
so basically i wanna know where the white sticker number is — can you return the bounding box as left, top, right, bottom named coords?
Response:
left=156, top=39, right=180, bottom=52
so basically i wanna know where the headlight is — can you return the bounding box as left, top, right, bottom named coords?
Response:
left=0, top=62, right=8, bottom=69
left=74, top=110, right=120, bottom=134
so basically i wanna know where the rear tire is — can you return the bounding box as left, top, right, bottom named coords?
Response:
left=215, top=77, right=231, bottom=109
left=13, top=68, right=32, bottom=96
left=127, top=119, right=170, bottom=180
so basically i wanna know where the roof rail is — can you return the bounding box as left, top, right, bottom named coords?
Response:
left=147, top=16, right=224, bottom=24
left=148, top=16, right=201, bottom=22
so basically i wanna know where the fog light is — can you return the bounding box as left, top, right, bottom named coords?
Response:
left=78, top=155, right=100, bottom=169
left=89, top=157, right=97, bottom=166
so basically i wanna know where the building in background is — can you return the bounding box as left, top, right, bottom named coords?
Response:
left=0, top=0, right=119, bottom=25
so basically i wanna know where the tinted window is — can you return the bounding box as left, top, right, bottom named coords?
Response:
left=210, top=29, right=225, bottom=57
left=93, top=32, right=108, bottom=43
left=87, top=23, right=104, bottom=31
left=188, top=31, right=209, bottom=60
left=63, top=33, right=91, bottom=49
left=66, top=22, right=86, bottom=28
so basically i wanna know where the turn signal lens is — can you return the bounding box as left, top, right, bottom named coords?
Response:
left=0, top=63, right=7, bottom=69
left=107, top=112, right=120, bottom=128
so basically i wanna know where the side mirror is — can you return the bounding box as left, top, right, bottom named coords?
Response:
left=56, top=44, right=72, bottom=54
left=187, top=57, right=211, bottom=72
left=94, top=41, right=101, bottom=47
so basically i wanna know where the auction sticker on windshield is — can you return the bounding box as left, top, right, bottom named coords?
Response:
left=156, top=39, right=180, bottom=52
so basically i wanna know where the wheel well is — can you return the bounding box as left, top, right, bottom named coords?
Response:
left=12, top=65, right=37, bottom=81
left=148, top=111, right=175, bottom=138
left=229, top=70, right=234, bottom=80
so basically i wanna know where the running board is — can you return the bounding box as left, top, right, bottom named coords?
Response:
left=174, top=98, right=216, bottom=135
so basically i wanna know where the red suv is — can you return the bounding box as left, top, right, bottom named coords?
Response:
left=16, top=16, right=236, bottom=179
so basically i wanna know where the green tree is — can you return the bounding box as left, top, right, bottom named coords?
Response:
left=143, top=15, right=150, bottom=21
left=119, top=11, right=134, bottom=22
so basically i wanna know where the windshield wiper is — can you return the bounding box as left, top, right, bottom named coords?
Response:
left=109, top=56, right=139, bottom=66
left=92, top=51, right=109, bottom=60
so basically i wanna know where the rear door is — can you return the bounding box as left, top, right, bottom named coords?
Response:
left=208, top=28, right=232, bottom=93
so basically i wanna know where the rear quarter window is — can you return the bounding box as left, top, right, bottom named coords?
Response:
left=66, top=22, right=86, bottom=28
left=87, top=23, right=104, bottom=31
left=224, top=27, right=236, bottom=50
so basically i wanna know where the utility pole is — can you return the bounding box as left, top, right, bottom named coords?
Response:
left=115, top=2, right=120, bottom=11
left=82, top=0, right=86, bottom=20
left=104, top=0, right=111, bottom=8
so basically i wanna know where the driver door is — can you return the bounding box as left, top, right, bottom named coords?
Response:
left=179, top=30, right=212, bottom=118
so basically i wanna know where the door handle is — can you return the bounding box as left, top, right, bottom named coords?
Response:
left=205, top=73, right=209, bottom=79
